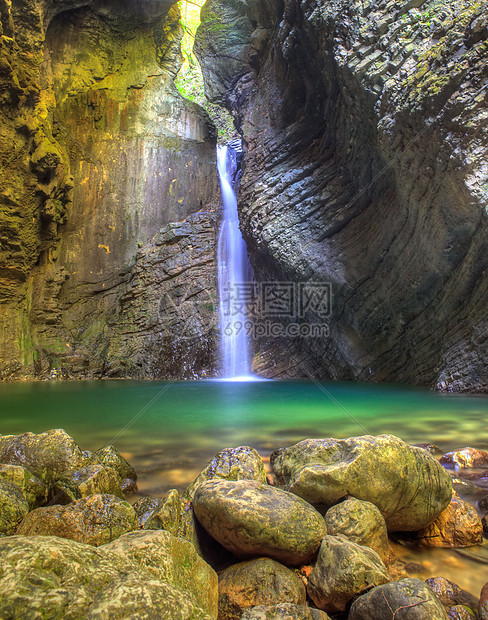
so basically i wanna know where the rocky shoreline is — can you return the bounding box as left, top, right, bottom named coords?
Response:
left=0, top=429, right=487, bottom=618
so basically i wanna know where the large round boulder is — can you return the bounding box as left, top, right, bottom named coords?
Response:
left=0, top=480, right=29, bottom=535
left=415, top=494, right=483, bottom=547
left=271, top=434, right=452, bottom=531
left=348, top=578, right=449, bottom=619
left=307, top=535, right=389, bottom=614
left=0, top=429, right=86, bottom=483
left=193, top=479, right=326, bottom=565
left=325, top=498, right=392, bottom=564
left=16, top=493, right=137, bottom=545
left=218, top=558, right=306, bottom=619
left=0, top=530, right=217, bottom=619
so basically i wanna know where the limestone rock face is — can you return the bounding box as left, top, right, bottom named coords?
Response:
left=0, top=530, right=218, bottom=618
left=217, top=558, right=306, bottom=620
left=193, top=479, right=326, bottom=565
left=16, top=493, right=138, bottom=545
left=271, top=435, right=453, bottom=531
left=348, top=578, right=449, bottom=619
left=196, top=0, right=488, bottom=391
left=0, top=0, right=220, bottom=381
left=324, top=498, right=392, bottom=563
left=307, top=535, right=389, bottom=614
left=415, top=494, right=484, bottom=547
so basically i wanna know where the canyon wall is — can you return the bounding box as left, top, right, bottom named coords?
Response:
left=196, top=0, right=488, bottom=391
left=0, top=0, right=220, bottom=379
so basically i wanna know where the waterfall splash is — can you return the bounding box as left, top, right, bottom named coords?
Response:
left=217, top=144, right=255, bottom=380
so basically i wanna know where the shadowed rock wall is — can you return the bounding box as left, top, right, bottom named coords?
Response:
left=196, top=0, right=488, bottom=391
left=1, top=0, right=220, bottom=379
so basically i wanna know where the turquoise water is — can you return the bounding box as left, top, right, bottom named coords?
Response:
left=1, top=379, right=488, bottom=493
left=1, top=379, right=488, bottom=594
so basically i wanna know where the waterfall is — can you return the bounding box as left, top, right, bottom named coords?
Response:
left=217, top=144, right=254, bottom=380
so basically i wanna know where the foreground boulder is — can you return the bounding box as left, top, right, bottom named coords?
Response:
left=0, top=531, right=217, bottom=618
left=16, top=494, right=137, bottom=545
left=0, top=429, right=86, bottom=483
left=241, top=603, right=330, bottom=619
left=0, top=480, right=29, bottom=535
left=93, top=445, right=138, bottom=495
left=324, top=498, right=392, bottom=564
left=307, top=535, right=389, bottom=614
left=415, top=494, right=483, bottom=547
left=271, top=435, right=452, bottom=530
left=0, top=464, right=47, bottom=508
left=426, top=577, right=479, bottom=617
left=218, top=558, right=306, bottom=619
left=480, top=583, right=488, bottom=620
left=133, top=489, right=181, bottom=535
left=349, top=578, right=448, bottom=619
left=184, top=446, right=267, bottom=501
left=193, top=479, right=326, bottom=565
left=50, top=464, right=124, bottom=504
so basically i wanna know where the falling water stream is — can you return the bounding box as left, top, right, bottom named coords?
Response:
left=217, top=144, right=254, bottom=380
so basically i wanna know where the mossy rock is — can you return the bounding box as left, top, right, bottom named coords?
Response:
left=16, top=493, right=137, bottom=546
left=193, top=479, right=326, bottom=565
left=93, top=445, right=137, bottom=495
left=50, top=465, right=125, bottom=504
left=0, top=464, right=47, bottom=508
left=241, top=604, right=330, bottom=619
left=0, top=479, right=29, bottom=535
left=271, top=434, right=453, bottom=531
left=0, top=429, right=87, bottom=484
left=348, top=578, right=448, bottom=619
left=133, top=489, right=181, bottom=535
left=307, top=535, right=389, bottom=614
left=0, top=530, right=217, bottom=618
left=218, top=558, right=306, bottom=620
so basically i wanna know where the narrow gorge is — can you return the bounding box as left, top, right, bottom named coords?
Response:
left=1, top=0, right=488, bottom=390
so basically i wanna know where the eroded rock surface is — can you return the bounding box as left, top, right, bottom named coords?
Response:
left=196, top=0, right=488, bottom=391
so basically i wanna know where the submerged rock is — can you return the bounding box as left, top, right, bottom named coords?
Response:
left=324, top=498, right=393, bottom=564
left=16, top=493, right=137, bottom=545
left=0, top=480, right=29, bottom=535
left=271, top=435, right=452, bottom=531
left=193, top=479, right=326, bottom=565
left=184, top=445, right=267, bottom=501
left=0, top=530, right=217, bottom=618
left=348, top=578, right=449, bottom=619
left=218, top=558, right=306, bottom=620
left=0, top=464, right=46, bottom=508
left=307, top=535, right=389, bottom=614
left=93, top=445, right=138, bottom=495
left=241, top=604, right=330, bottom=620
left=50, top=464, right=124, bottom=504
left=416, top=494, right=483, bottom=547
left=0, top=429, right=86, bottom=483
left=440, top=448, right=488, bottom=469
left=426, top=577, right=479, bottom=615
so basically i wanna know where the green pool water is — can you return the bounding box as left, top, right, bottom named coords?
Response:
left=1, top=379, right=487, bottom=493
left=1, top=378, right=488, bottom=594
